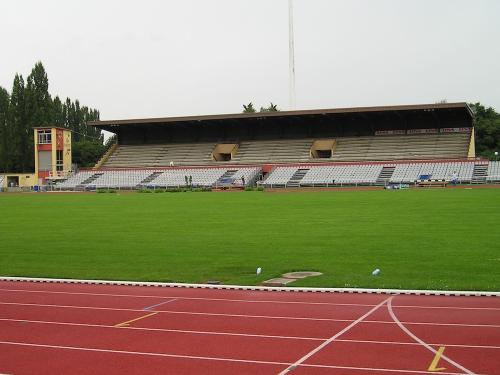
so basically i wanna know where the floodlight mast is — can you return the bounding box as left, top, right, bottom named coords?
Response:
left=288, top=0, right=296, bottom=110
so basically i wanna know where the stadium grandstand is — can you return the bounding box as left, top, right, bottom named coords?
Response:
left=47, top=102, right=500, bottom=190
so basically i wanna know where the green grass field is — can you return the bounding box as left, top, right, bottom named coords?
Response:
left=0, top=188, right=499, bottom=291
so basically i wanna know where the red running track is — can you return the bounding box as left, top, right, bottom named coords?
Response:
left=0, top=281, right=498, bottom=374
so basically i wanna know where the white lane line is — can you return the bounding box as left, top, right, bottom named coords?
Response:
left=1, top=318, right=499, bottom=350
left=1, top=302, right=499, bottom=328
left=383, top=321, right=500, bottom=328
left=301, top=363, right=469, bottom=375
left=399, top=305, right=500, bottom=311
left=1, top=340, right=287, bottom=366
left=388, top=298, right=476, bottom=375
left=0, top=288, right=378, bottom=308
left=0, top=301, right=370, bottom=322
left=143, top=298, right=177, bottom=311
left=1, top=287, right=498, bottom=311
left=0, top=341, right=471, bottom=374
left=333, top=338, right=500, bottom=350
left=0, top=318, right=322, bottom=341
left=278, top=296, right=393, bottom=374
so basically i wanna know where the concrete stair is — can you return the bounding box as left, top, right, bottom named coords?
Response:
left=471, top=164, right=488, bottom=184
left=287, top=168, right=309, bottom=187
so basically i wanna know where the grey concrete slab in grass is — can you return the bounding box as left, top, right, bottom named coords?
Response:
left=262, top=278, right=296, bottom=287
left=205, top=280, right=221, bottom=285
left=282, top=271, right=323, bottom=279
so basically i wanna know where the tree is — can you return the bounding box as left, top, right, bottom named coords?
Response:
left=21, top=62, right=53, bottom=171
left=0, top=62, right=104, bottom=172
left=0, top=86, right=10, bottom=172
left=9, top=74, right=28, bottom=171
left=72, top=140, right=106, bottom=168
left=25, top=62, right=52, bottom=127
left=242, top=102, right=256, bottom=113
left=469, top=103, right=500, bottom=159
left=259, top=102, right=279, bottom=112
left=243, top=102, right=280, bottom=113
left=51, top=96, right=65, bottom=127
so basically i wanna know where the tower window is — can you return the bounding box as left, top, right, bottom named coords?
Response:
left=38, top=130, right=52, bottom=144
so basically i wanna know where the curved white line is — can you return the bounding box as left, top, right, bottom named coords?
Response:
left=387, top=298, right=475, bottom=374
left=0, top=341, right=475, bottom=374
left=278, top=296, right=394, bottom=374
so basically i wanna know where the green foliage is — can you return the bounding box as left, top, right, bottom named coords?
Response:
left=0, top=189, right=498, bottom=290
left=72, top=140, right=106, bottom=168
left=259, top=102, right=279, bottom=112
left=7, top=74, right=28, bottom=172
left=96, top=188, right=117, bottom=193
left=243, top=102, right=280, bottom=114
left=0, top=86, right=10, bottom=172
left=242, top=102, right=256, bottom=113
left=470, top=102, right=500, bottom=158
left=244, top=186, right=254, bottom=191
left=137, top=187, right=212, bottom=193
left=0, top=62, right=103, bottom=173
left=256, top=186, right=264, bottom=191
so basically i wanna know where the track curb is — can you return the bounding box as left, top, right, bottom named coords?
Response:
left=1, top=276, right=499, bottom=297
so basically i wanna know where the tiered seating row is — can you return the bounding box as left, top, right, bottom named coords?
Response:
left=231, top=139, right=312, bottom=163
left=56, top=167, right=261, bottom=189
left=390, top=162, right=474, bottom=183
left=105, top=143, right=215, bottom=168
left=56, top=171, right=97, bottom=188
left=331, top=133, right=469, bottom=161
left=301, top=165, right=383, bottom=184
left=51, top=161, right=499, bottom=190
left=262, top=161, right=478, bottom=187
left=102, top=132, right=470, bottom=168
left=263, top=165, right=383, bottom=186
left=145, top=168, right=259, bottom=188
left=92, top=170, right=152, bottom=188
left=487, top=161, right=500, bottom=182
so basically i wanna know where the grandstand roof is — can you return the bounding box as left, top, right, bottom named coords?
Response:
left=88, top=102, right=473, bottom=132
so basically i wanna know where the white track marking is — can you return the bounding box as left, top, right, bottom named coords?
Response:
left=1, top=301, right=499, bottom=328
left=0, top=301, right=367, bottom=322
left=302, top=363, right=473, bottom=375
left=0, top=288, right=378, bottom=308
left=2, top=318, right=498, bottom=350
left=1, top=276, right=498, bottom=297
left=0, top=287, right=498, bottom=310
left=399, top=305, right=500, bottom=311
left=388, top=298, right=476, bottom=375
left=0, top=318, right=322, bottom=341
left=333, top=338, right=500, bottom=350
left=278, top=296, right=393, bottom=374
left=0, top=341, right=472, bottom=374
left=143, top=298, right=177, bottom=311
left=381, top=321, right=500, bottom=328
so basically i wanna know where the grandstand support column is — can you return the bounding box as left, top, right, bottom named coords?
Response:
left=468, top=128, right=476, bottom=158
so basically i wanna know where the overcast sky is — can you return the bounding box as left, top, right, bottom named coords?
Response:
left=2, top=0, right=500, bottom=122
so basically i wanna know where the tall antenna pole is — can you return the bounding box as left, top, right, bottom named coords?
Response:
left=288, top=0, right=296, bottom=110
